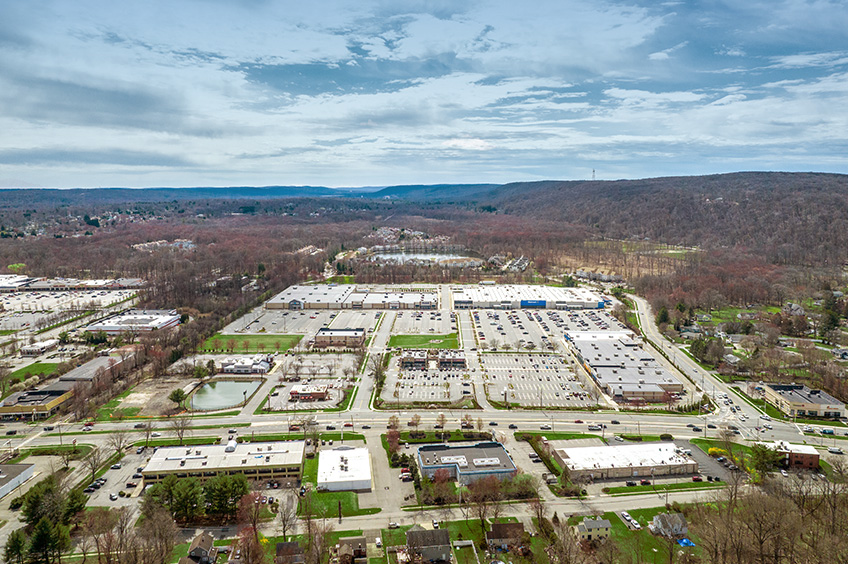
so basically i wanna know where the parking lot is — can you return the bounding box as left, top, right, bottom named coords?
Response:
left=482, top=353, right=595, bottom=408
left=391, top=310, right=456, bottom=335
left=380, top=369, right=468, bottom=403
left=472, top=310, right=552, bottom=351
left=84, top=447, right=152, bottom=507
left=327, top=310, right=383, bottom=333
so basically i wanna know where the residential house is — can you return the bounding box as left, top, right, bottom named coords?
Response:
left=486, top=522, right=525, bottom=551
left=186, top=531, right=217, bottom=564
left=650, top=513, right=688, bottom=538
left=406, top=526, right=451, bottom=563
left=338, top=536, right=367, bottom=564
left=573, top=517, right=611, bottom=543
left=275, top=541, right=305, bottom=564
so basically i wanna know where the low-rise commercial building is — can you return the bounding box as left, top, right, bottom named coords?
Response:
left=86, top=309, right=180, bottom=336
left=0, top=381, right=75, bottom=420
left=289, top=384, right=329, bottom=401
left=566, top=332, right=684, bottom=402
left=757, top=441, right=820, bottom=469
left=552, top=443, right=697, bottom=481
left=762, top=383, right=845, bottom=419
left=399, top=350, right=466, bottom=370
left=314, top=328, right=366, bottom=348
left=0, top=464, right=35, bottom=499
left=141, top=441, right=304, bottom=485
left=417, top=442, right=517, bottom=484
left=20, top=339, right=59, bottom=357
left=317, top=446, right=372, bottom=491
left=220, top=354, right=273, bottom=374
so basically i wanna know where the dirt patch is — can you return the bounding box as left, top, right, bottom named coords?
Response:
left=130, top=375, right=198, bottom=416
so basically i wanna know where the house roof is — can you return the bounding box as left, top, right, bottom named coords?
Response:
left=654, top=513, right=687, bottom=530
left=276, top=542, right=305, bottom=557
left=486, top=522, right=525, bottom=540
left=189, top=531, right=214, bottom=554
left=578, top=517, right=611, bottom=531
left=407, top=529, right=451, bottom=548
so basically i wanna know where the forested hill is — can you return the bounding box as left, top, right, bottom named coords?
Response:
left=483, top=172, right=848, bottom=266
left=0, top=185, right=339, bottom=206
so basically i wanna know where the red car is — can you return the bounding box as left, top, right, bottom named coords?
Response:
left=692, top=475, right=703, bottom=482
left=574, top=419, right=584, bottom=424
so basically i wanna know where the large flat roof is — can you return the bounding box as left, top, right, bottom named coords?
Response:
left=765, top=383, right=844, bottom=408
left=0, top=464, right=34, bottom=489
left=418, top=442, right=516, bottom=474
left=451, top=285, right=603, bottom=306
left=317, top=446, right=371, bottom=486
left=556, top=443, right=691, bottom=472
left=87, top=310, right=180, bottom=332
left=142, top=441, right=304, bottom=475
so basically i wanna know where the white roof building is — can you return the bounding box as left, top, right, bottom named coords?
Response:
left=553, top=443, right=698, bottom=480
left=142, top=441, right=305, bottom=483
left=86, top=309, right=180, bottom=335
left=317, top=446, right=372, bottom=491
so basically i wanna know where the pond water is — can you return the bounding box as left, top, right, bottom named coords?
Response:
left=371, top=252, right=474, bottom=264
left=191, top=379, right=261, bottom=410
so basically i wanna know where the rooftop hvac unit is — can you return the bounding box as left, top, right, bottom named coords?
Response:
left=180, top=460, right=186, bottom=466
left=185, top=449, right=191, bottom=455
left=242, top=459, right=247, bottom=464
left=195, top=450, right=201, bottom=455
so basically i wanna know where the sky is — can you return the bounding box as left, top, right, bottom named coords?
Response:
left=1, top=0, right=847, bottom=188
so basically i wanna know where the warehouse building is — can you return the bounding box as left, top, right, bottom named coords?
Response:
left=314, top=328, right=366, bottom=348
left=451, top=284, right=605, bottom=310
left=552, top=443, right=697, bottom=481
left=142, top=441, right=304, bottom=484
left=566, top=332, right=683, bottom=402
left=317, top=446, right=372, bottom=491
left=417, top=442, right=517, bottom=484
left=0, top=380, right=75, bottom=420
left=86, top=309, right=180, bottom=336
left=762, top=383, right=845, bottom=419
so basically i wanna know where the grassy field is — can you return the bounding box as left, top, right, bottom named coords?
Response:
left=388, top=333, right=459, bottom=349
left=9, top=362, right=59, bottom=382
left=201, top=333, right=302, bottom=353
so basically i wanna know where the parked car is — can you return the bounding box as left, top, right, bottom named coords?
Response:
left=692, top=475, right=703, bottom=482
left=111, top=463, right=122, bottom=470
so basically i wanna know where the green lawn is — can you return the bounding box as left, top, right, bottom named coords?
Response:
left=302, top=456, right=319, bottom=483
left=201, top=333, right=302, bottom=353
left=605, top=480, right=724, bottom=495
left=388, top=333, right=459, bottom=349
left=300, top=491, right=380, bottom=517
left=9, top=362, right=59, bottom=382
left=515, top=431, right=603, bottom=441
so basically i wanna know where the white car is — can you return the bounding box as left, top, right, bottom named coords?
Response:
left=621, top=511, right=632, bottom=521
left=151, top=432, right=161, bottom=437
left=780, top=469, right=788, bottom=477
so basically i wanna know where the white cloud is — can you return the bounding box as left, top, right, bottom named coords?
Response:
left=442, top=138, right=494, bottom=150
